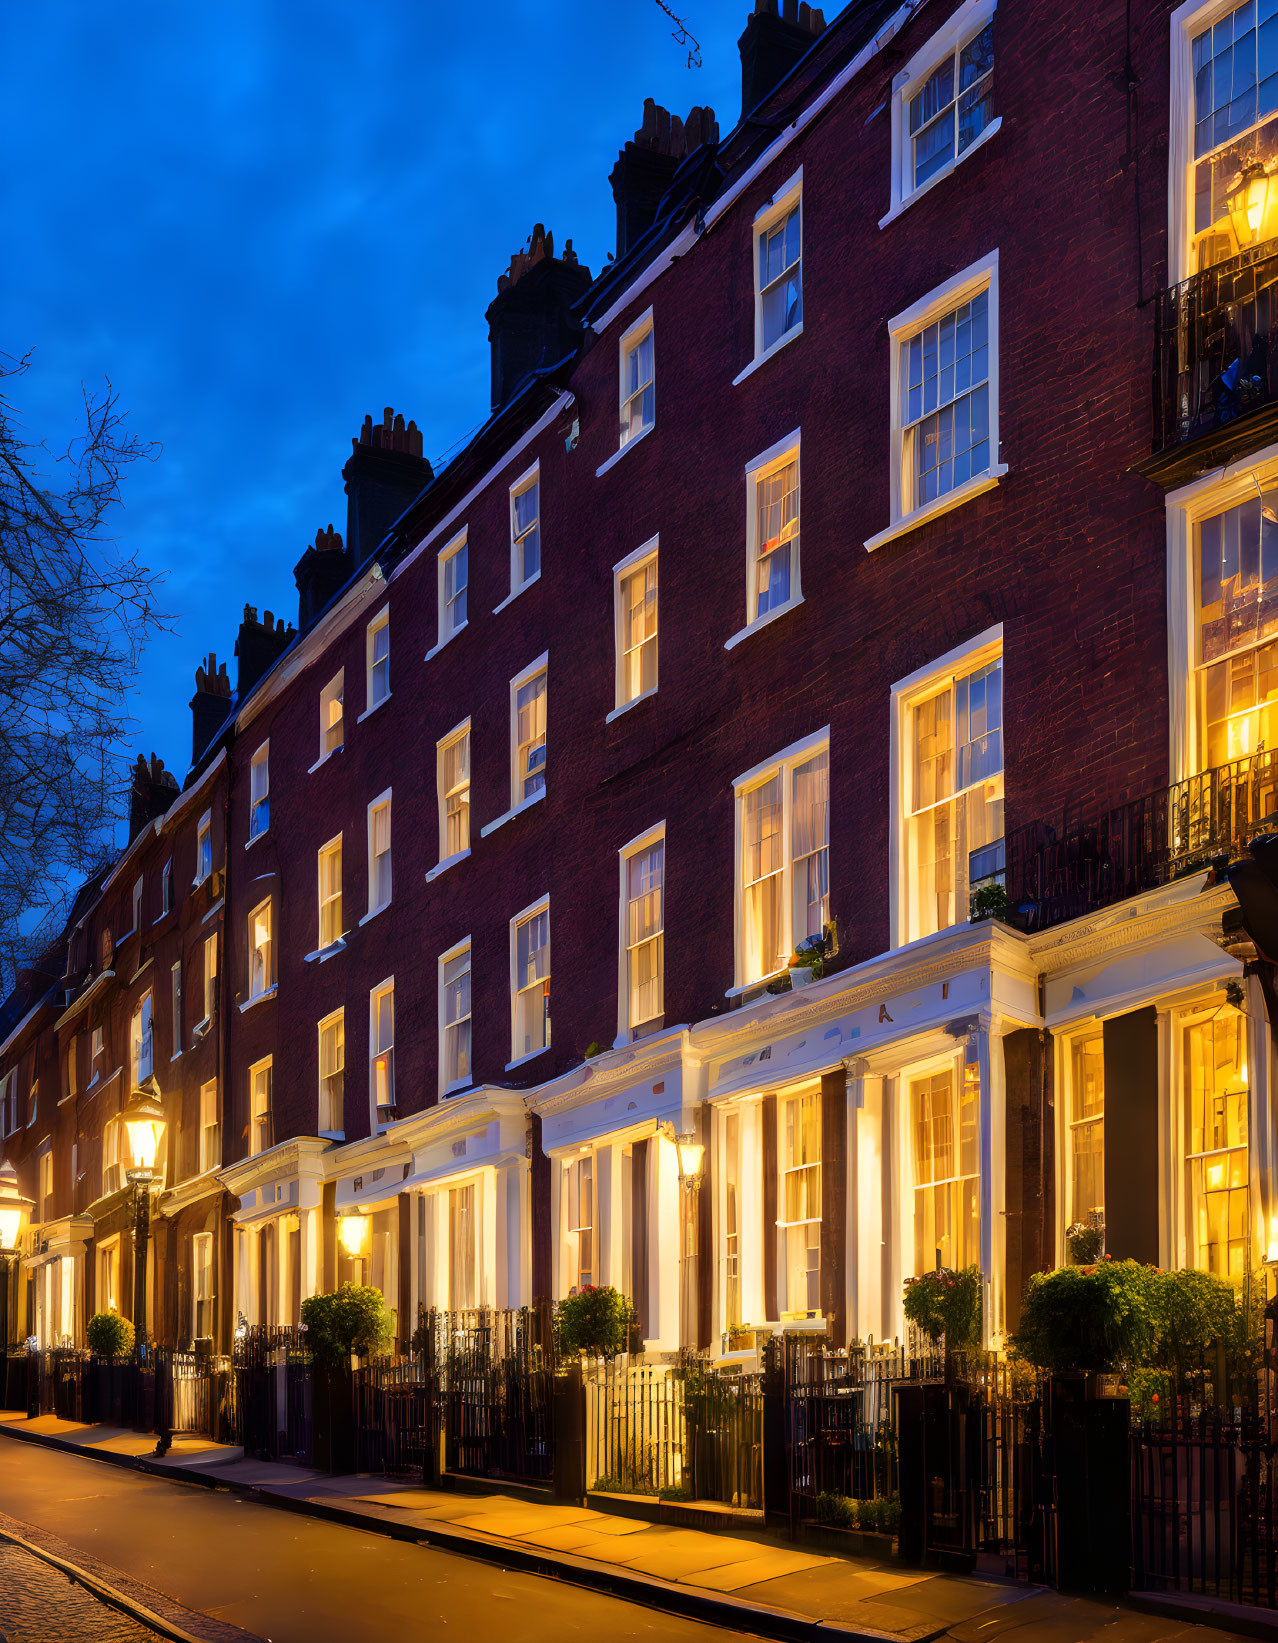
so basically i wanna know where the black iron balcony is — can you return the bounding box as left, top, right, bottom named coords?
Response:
left=1005, top=751, right=1278, bottom=933
left=1148, top=240, right=1278, bottom=485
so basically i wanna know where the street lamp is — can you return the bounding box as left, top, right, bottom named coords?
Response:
left=0, top=1163, right=33, bottom=1352
left=664, top=1126, right=706, bottom=1350
left=339, top=1210, right=368, bottom=1282
left=122, top=1083, right=166, bottom=1357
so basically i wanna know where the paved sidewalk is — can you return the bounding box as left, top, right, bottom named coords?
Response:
left=0, top=1409, right=1269, bottom=1643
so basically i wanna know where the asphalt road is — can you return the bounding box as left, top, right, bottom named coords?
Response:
left=0, top=1442, right=756, bottom=1643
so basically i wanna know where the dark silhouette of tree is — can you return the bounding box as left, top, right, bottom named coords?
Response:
left=0, top=351, right=163, bottom=991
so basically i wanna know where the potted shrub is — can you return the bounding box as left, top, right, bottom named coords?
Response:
left=300, top=1283, right=394, bottom=1473
left=557, top=1285, right=635, bottom=1359
left=1012, top=1259, right=1158, bottom=1376
left=902, top=1265, right=982, bottom=1353
left=86, top=1310, right=134, bottom=1360
left=787, top=929, right=831, bottom=988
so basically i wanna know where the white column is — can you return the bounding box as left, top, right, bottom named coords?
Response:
left=649, top=1133, right=680, bottom=1348
left=1244, top=972, right=1276, bottom=1263
left=973, top=1020, right=1007, bottom=1348
left=849, top=1062, right=886, bottom=1343
left=739, top=1101, right=765, bottom=1330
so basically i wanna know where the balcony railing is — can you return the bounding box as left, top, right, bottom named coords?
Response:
left=1152, top=240, right=1278, bottom=462
left=1006, top=751, right=1278, bottom=932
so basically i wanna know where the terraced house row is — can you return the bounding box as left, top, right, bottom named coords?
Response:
left=3, top=0, right=1276, bottom=1362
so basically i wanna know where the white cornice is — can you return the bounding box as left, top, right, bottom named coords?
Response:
left=526, top=1029, right=685, bottom=1118
left=1027, top=874, right=1236, bottom=974
left=217, top=1135, right=333, bottom=1197
left=375, top=1087, right=527, bottom=1155
left=157, top=1168, right=225, bottom=1217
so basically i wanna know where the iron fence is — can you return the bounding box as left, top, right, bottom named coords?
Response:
left=353, top=1357, right=438, bottom=1479
left=231, top=1325, right=313, bottom=1464
left=425, top=1304, right=556, bottom=1486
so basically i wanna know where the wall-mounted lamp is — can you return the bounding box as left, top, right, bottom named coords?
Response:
left=339, top=1210, right=369, bottom=1257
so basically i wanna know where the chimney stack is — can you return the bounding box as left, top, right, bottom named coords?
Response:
left=342, top=409, right=434, bottom=575
left=128, top=752, right=179, bottom=840
left=293, top=525, right=349, bottom=634
left=739, top=0, right=825, bottom=119
left=190, top=653, right=231, bottom=767
left=611, top=101, right=719, bottom=260
left=235, top=604, right=294, bottom=698
left=486, top=226, right=593, bottom=412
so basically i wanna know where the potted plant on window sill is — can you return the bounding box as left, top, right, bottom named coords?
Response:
left=787, top=930, right=830, bottom=989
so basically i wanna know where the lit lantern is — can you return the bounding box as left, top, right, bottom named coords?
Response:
left=674, top=1134, right=705, bottom=1186
left=1227, top=160, right=1275, bottom=250
left=339, top=1211, right=368, bottom=1257
left=0, top=1163, right=33, bottom=1253
left=122, top=1085, right=166, bottom=1183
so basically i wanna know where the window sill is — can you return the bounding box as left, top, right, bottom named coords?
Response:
left=308, top=746, right=344, bottom=776
left=318, top=1129, right=345, bottom=1143
left=304, top=937, right=347, bottom=964
left=356, top=693, right=390, bottom=725
left=724, top=595, right=804, bottom=652
left=426, top=621, right=468, bottom=662
left=244, top=828, right=269, bottom=853
left=443, top=1079, right=476, bottom=1099
left=596, top=423, right=653, bottom=478
left=864, top=464, right=1009, bottom=553
left=239, top=986, right=277, bottom=1014
left=426, top=848, right=471, bottom=883
left=605, top=688, right=657, bottom=724
left=878, top=118, right=1003, bottom=231
left=505, top=1047, right=552, bottom=1073
left=725, top=967, right=789, bottom=1001
left=200, top=896, right=224, bottom=925
left=358, top=902, right=390, bottom=928
left=169, top=1050, right=182, bottom=1063
left=732, top=323, right=803, bottom=388
left=191, top=1015, right=213, bottom=1041
left=493, top=571, right=541, bottom=616
left=480, top=787, right=545, bottom=839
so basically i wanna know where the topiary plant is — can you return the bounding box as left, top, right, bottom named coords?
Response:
left=556, top=1285, right=635, bottom=1358
left=86, top=1310, right=134, bottom=1359
left=902, top=1265, right=982, bottom=1350
left=300, top=1283, right=394, bottom=1367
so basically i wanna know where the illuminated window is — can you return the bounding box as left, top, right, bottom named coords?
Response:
left=448, top=1183, right=476, bottom=1309
left=565, top=1154, right=594, bottom=1291
left=202, top=934, right=218, bottom=1024
left=367, top=794, right=392, bottom=914
left=38, top=1147, right=53, bottom=1223
left=735, top=738, right=829, bottom=987
left=753, top=177, right=802, bottom=358
left=511, top=659, right=547, bottom=806
left=318, top=1010, right=345, bottom=1135
left=620, top=830, right=664, bottom=1038
left=129, top=992, right=153, bottom=1086
left=778, top=1088, right=821, bottom=1316
left=249, top=743, right=269, bottom=839
left=745, top=439, right=801, bottom=628
left=366, top=610, right=390, bottom=710
left=196, top=811, right=212, bottom=883
left=1194, top=487, right=1278, bottom=769
left=614, top=542, right=658, bottom=709
left=247, top=898, right=273, bottom=998
left=1069, top=1035, right=1105, bottom=1225
left=620, top=314, right=654, bottom=446
left=132, top=876, right=143, bottom=932
left=102, top=1117, right=121, bottom=1196
left=319, top=670, right=344, bottom=761
left=249, top=1058, right=273, bottom=1156
left=318, top=835, right=343, bottom=948
left=511, top=899, right=550, bottom=1063
left=438, top=530, right=468, bottom=646
left=510, top=466, right=540, bottom=593
left=199, top=1080, right=220, bottom=1174
left=1183, top=1003, right=1251, bottom=1278
left=192, top=1232, right=214, bottom=1341
left=370, top=979, right=395, bottom=1120
left=97, top=1237, right=121, bottom=1314
left=723, top=1111, right=742, bottom=1331
left=1187, top=0, right=1278, bottom=270
left=908, top=14, right=994, bottom=192
left=437, top=722, right=470, bottom=861
left=440, top=942, right=472, bottom=1095
left=901, top=644, right=1004, bottom=942
left=910, top=1061, right=980, bottom=1275
left=170, top=963, right=181, bottom=1057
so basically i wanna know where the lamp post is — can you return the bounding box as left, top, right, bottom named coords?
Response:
left=0, top=1163, right=34, bottom=1353
left=671, top=1130, right=706, bottom=1352
left=122, top=1083, right=166, bottom=1358
left=338, top=1209, right=368, bottom=1284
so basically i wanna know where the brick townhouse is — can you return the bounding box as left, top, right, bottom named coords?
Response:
left=3, top=0, right=1275, bottom=1360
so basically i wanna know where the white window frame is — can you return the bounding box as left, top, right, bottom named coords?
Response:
left=97, top=1234, right=121, bottom=1314
left=249, top=1056, right=273, bottom=1157
left=369, top=976, right=395, bottom=1127
left=618, top=308, right=655, bottom=452
left=0, top=1070, right=17, bottom=1137
left=364, top=789, right=392, bottom=919
left=316, top=669, right=344, bottom=768
left=431, top=528, right=469, bottom=655
left=482, top=653, right=549, bottom=832
left=318, top=1008, right=345, bottom=1137
left=195, top=811, right=213, bottom=885
left=731, top=727, right=831, bottom=994
left=201, top=933, right=218, bottom=1027
left=248, top=742, right=270, bottom=842
left=363, top=608, right=390, bottom=716
left=160, top=858, right=173, bottom=915
left=889, top=623, right=1003, bottom=949
left=499, top=462, right=541, bottom=608
left=102, top=1116, right=121, bottom=1196
left=563, top=1151, right=598, bottom=1292
left=738, top=168, right=803, bottom=381
left=317, top=833, right=343, bottom=950
left=192, top=1230, right=215, bottom=1341
left=1165, top=441, right=1278, bottom=783
left=727, top=431, right=803, bottom=649
left=438, top=937, right=473, bottom=1098
left=609, top=537, right=659, bottom=717
left=616, top=823, right=666, bottom=1046
left=508, top=894, right=551, bottom=1069
left=247, top=896, right=274, bottom=1000
left=199, top=1079, right=220, bottom=1175
left=881, top=0, right=1001, bottom=227
left=866, top=251, right=1005, bottom=553
left=130, top=990, right=153, bottom=1086
left=433, top=719, right=471, bottom=875
left=170, top=962, right=182, bottom=1060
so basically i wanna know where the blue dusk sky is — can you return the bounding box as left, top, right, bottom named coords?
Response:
left=2, top=0, right=749, bottom=802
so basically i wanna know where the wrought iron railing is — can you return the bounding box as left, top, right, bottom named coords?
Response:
left=1154, top=240, right=1278, bottom=453
left=1006, top=751, right=1278, bottom=932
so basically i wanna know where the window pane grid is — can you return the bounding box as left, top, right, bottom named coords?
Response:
left=441, top=730, right=471, bottom=857
left=515, top=671, right=547, bottom=800
left=759, top=204, right=802, bottom=351
left=370, top=619, right=390, bottom=704
left=514, top=908, right=550, bottom=1058
left=909, top=22, right=995, bottom=189
left=626, top=842, right=664, bottom=1028
left=754, top=458, right=798, bottom=619
left=620, top=559, right=658, bottom=703
left=319, top=841, right=342, bottom=947
left=319, top=1014, right=344, bottom=1132
left=1184, top=1008, right=1251, bottom=1278
left=513, top=480, right=540, bottom=584
left=443, top=949, right=472, bottom=1089
left=902, top=290, right=990, bottom=509
left=370, top=801, right=392, bottom=909
left=621, top=329, right=654, bottom=445
left=911, top=1064, right=980, bottom=1275
left=444, top=541, right=468, bottom=632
